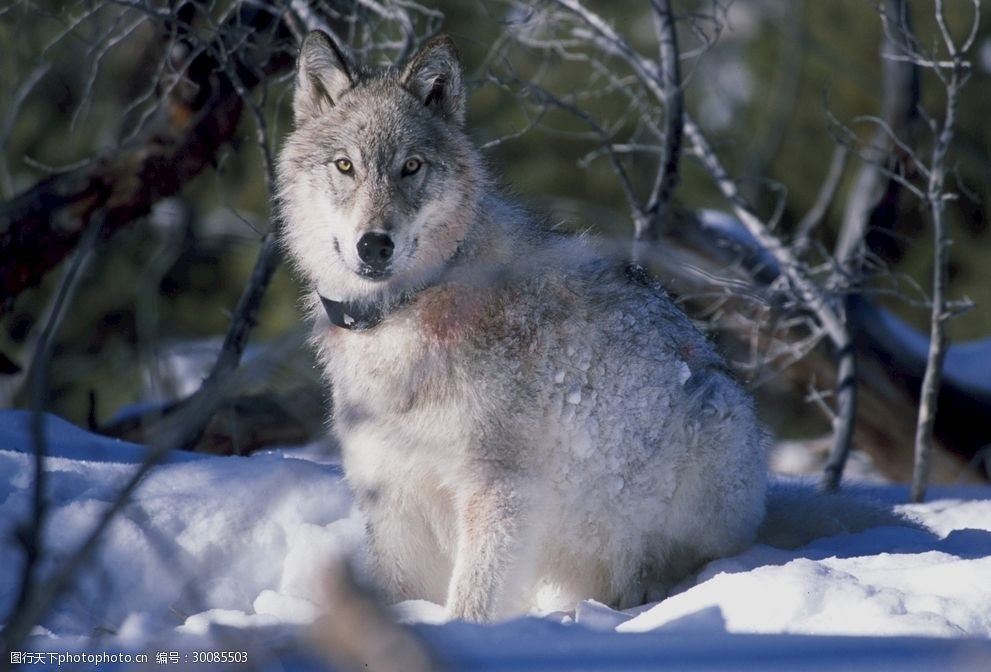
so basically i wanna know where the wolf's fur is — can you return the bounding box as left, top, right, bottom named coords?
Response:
left=277, top=32, right=770, bottom=621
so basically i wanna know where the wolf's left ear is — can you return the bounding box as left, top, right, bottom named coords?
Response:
left=294, top=31, right=354, bottom=125
left=402, top=36, right=465, bottom=126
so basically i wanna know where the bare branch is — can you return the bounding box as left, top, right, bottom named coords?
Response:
left=643, top=0, right=683, bottom=240
left=682, top=119, right=845, bottom=343
left=912, top=0, right=979, bottom=502
left=0, top=1, right=295, bottom=316
left=12, top=216, right=102, bottom=636
left=794, top=145, right=849, bottom=253
left=0, top=63, right=50, bottom=199
left=500, top=75, right=648, bottom=232
left=835, top=0, right=920, bottom=272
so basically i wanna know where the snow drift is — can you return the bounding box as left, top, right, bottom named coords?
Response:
left=1, top=410, right=990, bottom=670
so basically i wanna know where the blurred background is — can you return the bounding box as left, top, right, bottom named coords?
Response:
left=1, top=0, right=988, bottom=483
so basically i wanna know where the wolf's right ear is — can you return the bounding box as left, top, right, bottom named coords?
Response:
left=402, top=36, right=465, bottom=126
left=294, top=31, right=354, bottom=125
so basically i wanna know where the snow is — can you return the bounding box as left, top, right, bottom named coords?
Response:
left=2, top=410, right=991, bottom=670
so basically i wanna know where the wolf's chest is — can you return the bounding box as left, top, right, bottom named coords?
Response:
left=317, top=318, right=474, bottom=444
left=322, top=325, right=475, bottom=497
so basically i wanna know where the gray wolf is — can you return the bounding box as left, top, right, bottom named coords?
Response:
left=276, top=31, right=772, bottom=622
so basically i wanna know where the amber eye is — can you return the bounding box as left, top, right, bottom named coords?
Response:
left=402, top=157, right=422, bottom=176
left=334, top=158, right=353, bottom=174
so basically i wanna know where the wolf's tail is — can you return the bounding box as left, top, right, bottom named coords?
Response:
left=756, top=479, right=922, bottom=549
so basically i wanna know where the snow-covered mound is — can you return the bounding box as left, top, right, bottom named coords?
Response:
left=1, top=410, right=990, bottom=670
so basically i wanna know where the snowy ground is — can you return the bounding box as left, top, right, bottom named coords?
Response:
left=2, top=410, right=991, bottom=670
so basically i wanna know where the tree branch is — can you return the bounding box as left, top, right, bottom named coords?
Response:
left=0, top=2, right=294, bottom=317
left=643, top=0, right=683, bottom=240
left=912, top=0, right=977, bottom=502
left=834, top=0, right=920, bottom=270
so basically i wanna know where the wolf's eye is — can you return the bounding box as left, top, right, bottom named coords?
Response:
left=402, top=158, right=422, bottom=176
left=334, top=158, right=353, bottom=174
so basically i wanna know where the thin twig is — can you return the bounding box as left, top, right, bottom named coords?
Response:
left=492, top=74, right=647, bottom=234
left=912, top=0, right=977, bottom=503
left=643, top=0, right=683, bottom=240
left=0, top=63, right=50, bottom=198
left=835, top=0, right=919, bottom=270
left=794, top=145, right=849, bottom=253
left=5, top=215, right=102, bottom=658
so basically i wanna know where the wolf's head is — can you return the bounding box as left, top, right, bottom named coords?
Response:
left=277, top=31, right=484, bottom=307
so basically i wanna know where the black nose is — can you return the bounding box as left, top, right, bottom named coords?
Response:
left=356, top=232, right=395, bottom=271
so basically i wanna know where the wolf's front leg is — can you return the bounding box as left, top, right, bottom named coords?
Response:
left=446, top=480, right=530, bottom=622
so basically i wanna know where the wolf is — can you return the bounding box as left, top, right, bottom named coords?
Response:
left=276, top=31, right=770, bottom=622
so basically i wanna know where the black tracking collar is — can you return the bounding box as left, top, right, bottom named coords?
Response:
left=321, top=262, right=650, bottom=331
left=319, top=294, right=387, bottom=331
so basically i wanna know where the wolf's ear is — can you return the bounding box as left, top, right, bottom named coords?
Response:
left=294, top=31, right=354, bottom=125
left=402, top=36, right=465, bottom=126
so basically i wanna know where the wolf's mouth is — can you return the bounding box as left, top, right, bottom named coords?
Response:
left=357, top=266, right=392, bottom=281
